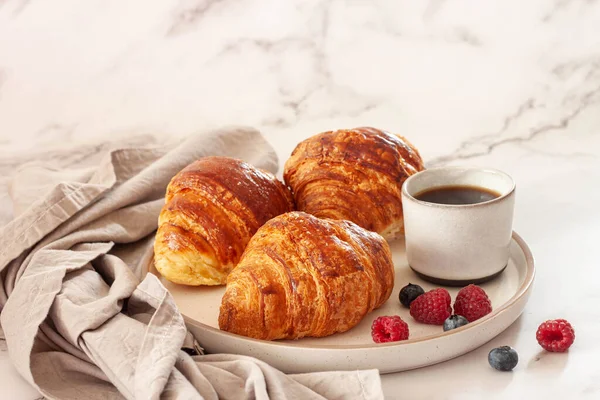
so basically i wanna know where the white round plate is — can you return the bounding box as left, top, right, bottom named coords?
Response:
left=148, top=232, right=534, bottom=374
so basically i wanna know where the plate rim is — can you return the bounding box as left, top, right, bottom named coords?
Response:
left=161, top=231, right=535, bottom=350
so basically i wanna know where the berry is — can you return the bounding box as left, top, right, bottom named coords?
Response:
left=443, top=315, right=469, bottom=331
left=453, top=284, right=492, bottom=322
left=488, top=346, right=519, bottom=371
left=371, top=316, right=409, bottom=343
left=399, top=283, right=425, bottom=308
left=409, top=288, right=452, bottom=325
left=536, top=319, right=575, bottom=352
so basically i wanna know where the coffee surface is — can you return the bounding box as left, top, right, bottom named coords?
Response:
left=415, top=185, right=500, bottom=205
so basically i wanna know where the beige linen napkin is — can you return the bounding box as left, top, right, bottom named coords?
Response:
left=0, top=127, right=383, bottom=400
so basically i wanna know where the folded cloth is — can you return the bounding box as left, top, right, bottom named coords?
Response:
left=0, top=127, right=383, bottom=400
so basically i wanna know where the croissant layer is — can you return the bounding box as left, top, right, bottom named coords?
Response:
left=218, top=211, right=395, bottom=340
left=284, top=127, right=425, bottom=239
left=154, top=156, right=294, bottom=286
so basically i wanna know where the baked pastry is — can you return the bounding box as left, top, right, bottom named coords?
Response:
left=218, top=211, right=394, bottom=340
left=154, top=156, right=294, bottom=286
left=283, top=127, right=425, bottom=240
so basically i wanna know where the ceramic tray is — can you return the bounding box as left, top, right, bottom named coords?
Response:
left=148, top=232, right=534, bottom=374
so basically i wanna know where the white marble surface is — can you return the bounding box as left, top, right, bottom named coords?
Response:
left=1, top=0, right=599, bottom=398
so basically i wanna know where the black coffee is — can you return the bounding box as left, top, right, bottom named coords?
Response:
left=415, top=185, right=500, bottom=205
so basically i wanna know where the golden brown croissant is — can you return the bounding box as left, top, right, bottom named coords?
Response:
left=218, top=211, right=395, bottom=340
left=154, top=156, right=294, bottom=286
left=283, top=127, right=425, bottom=240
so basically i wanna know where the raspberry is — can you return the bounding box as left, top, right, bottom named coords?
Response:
left=453, top=284, right=492, bottom=322
left=409, top=288, right=452, bottom=325
left=371, top=316, right=409, bottom=343
left=536, top=319, right=575, bottom=352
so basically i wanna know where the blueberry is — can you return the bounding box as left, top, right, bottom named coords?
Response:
left=443, top=315, right=469, bottom=331
left=488, top=346, right=519, bottom=371
left=399, top=283, right=425, bottom=307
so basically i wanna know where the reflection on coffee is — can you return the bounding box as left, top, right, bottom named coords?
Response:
left=415, top=185, right=500, bottom=205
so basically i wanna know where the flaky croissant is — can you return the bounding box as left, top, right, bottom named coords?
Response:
left=154, top=156, right=294, bottom=286
left=283, top=127, right=425, bottom=240
left=218, top=211, right=395, bottom=340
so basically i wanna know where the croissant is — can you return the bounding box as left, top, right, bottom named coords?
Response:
left=218, top=211, right=395, bottom=340
left=283, top=127, right=425, bottom=240
left=154, top=156, right=294, bottom=286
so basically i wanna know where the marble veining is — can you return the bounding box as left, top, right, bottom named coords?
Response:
left=428, top=88, right=600, bottom=166
left=1, top=0, right=599, bottom=399
left=168, top=0, right=238, bottom=36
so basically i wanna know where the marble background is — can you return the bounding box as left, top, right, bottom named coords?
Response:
left=1, top=0, right=599, bottom=399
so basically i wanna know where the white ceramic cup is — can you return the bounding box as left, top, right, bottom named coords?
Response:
left=401, top=167, right=516, bottom=285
